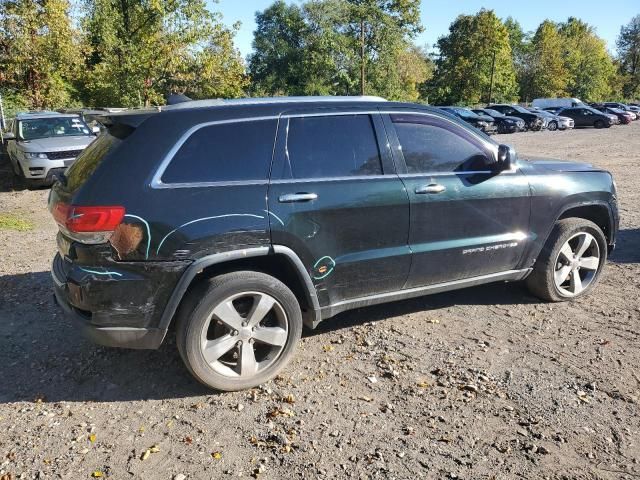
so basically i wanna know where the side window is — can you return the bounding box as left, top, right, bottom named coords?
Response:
left=285, top=115, right=382, bottom=179
left=161, top=119, right=277, bottom=184
left=391, top=114, right=491, bottom=174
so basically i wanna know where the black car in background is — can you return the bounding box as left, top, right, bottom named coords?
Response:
left=437, top=107, right=497, bottom=134
left=591, top=104, right=633, bottom=125
left=488, top=104, right=545, bottom=131
left=472, top=108, right=525, bottom=134
left=557, top=106, right=614, bottom=128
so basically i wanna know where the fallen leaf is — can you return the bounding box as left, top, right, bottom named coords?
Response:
left=416, top=381, right=430, bottom=388
left=149, top=445, right=160, bottom=453
left=140, top=450, right=150, bottom=461
left=283, top=394, right=295, bottom=404
left=91, top=472, right=103, bottom=478
left=211, top=451, right=222, bottom=460
left=88, top=434, right=96, bottom=443
left=322, top=345, right=334, bottom=352
left=183, top=436, right=193, bottom=445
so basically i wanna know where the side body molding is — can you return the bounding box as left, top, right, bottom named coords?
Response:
left=157, top=245, right=322, bottom=339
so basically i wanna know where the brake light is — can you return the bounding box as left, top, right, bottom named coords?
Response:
left=52, top=202, right=125, bottom=243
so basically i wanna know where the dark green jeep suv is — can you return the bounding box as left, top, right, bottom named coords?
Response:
left=49, top=96, right=619, bottom=391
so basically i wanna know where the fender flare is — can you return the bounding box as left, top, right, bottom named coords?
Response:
left=157, top=245, right=321, bottom=335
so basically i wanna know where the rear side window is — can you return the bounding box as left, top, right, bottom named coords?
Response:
left=392, top=114, right=491, bottom=173
left=285, top=115, right=382, bottom=178
left=65, top=129, right=127, bottom=192
left=161, top=120, right=277, bottom=184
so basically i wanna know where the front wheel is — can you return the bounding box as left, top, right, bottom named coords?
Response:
left=176, top=271, right=302, bottom=391
left=526, top=218, right=607, bottom=302
left=594, top=119, right=605, bottom=129
left=547, top=120, right=558, bottom=131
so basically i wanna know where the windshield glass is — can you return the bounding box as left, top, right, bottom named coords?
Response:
left=454, top=108, right=479, bottom=119
left=18, top=117, right=91, bottom=141
left=511, top=105, right=531, bottom=114
left=483, top=109, right=504, bottom=117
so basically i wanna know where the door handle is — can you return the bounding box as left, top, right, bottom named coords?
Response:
left=278, top=192, right=318, bottom=203
left=415, top=184, right=446, bottom=194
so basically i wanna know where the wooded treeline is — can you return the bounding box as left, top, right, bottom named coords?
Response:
left=1, top=0, right=639, bottom=116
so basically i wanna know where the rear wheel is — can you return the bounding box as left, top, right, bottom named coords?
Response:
left=176, top=271, right=302, bottom=391
left=526, top=218, right=607, bottom=302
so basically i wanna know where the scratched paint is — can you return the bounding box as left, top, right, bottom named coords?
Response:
left=156, top=213, right=265, bottom=254
left=264, top=210, right=285, bottom=227
left=79, top=267, right=123, bottom=278
left=312, top=256, right=336, bottom=280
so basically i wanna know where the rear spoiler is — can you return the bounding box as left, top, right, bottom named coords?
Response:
left=96, top=110, right=157, bottom=129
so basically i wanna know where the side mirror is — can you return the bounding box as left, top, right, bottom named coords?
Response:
left=496, top=144, right=516, bottom=171
left=3, top=132, right=15, bottom=141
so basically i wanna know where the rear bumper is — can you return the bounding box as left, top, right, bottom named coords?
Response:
left=51, top=253, right=187, bottom=349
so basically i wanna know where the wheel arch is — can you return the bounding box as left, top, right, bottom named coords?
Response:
left=557, top=202, right=614, bottom=244
left=158, top=246, right=321, bottom=338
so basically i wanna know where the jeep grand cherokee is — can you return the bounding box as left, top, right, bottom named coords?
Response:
left=50, top=96, right=619, bottom=391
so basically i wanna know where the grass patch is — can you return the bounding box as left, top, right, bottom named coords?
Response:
left=0, top=213, right=34, bottom=231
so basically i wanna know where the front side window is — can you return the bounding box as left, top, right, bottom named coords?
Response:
left=391, top=114, right=491, bottom=174
left=285, top=115, right=382, bottom=179
left=161, top=119, right=277, bottom=184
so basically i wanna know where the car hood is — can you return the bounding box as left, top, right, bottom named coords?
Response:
left=523, top=157, right=601, bottom=172
left=18, top=136, right=95, bottom=151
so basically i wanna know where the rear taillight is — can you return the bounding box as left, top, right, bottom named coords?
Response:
left=52, top=203, right=125, bottom=244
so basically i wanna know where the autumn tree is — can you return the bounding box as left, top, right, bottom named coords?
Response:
left=527, top=20, right=568, bottom=99
left=428, top=9, right=518, bottom=105
left=0, top=0, right=82, bottom=110
left=80, top=0, right=247, bottom=107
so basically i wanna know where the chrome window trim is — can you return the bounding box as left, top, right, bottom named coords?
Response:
left=270, top=174, right=390, bottom=184
left=150, top=108, right=502, bottom=189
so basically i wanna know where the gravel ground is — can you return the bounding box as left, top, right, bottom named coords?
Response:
left=0, top=124, right=639, bottom=480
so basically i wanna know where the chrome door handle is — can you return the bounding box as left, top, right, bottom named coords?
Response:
left=278, top=192, right=318, bottom=203
left=415, top=184, right=446, bottom=194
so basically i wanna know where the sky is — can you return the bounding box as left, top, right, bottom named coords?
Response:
left=214, top=0, right=638, bottom=59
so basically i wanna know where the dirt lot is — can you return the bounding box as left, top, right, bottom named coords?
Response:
left=0, top=123, right=639, bottom=480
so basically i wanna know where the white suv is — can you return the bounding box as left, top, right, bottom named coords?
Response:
left=4, top=112, right=98, bottom=187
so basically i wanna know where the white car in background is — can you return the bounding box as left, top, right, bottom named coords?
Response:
left=4, top=112, right=98, bottom=187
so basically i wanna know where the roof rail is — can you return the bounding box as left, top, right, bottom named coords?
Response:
left=161, top=95, right=387, bottom=111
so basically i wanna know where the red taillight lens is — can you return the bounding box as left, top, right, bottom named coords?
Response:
left=53, top=203, right=125, bottom=233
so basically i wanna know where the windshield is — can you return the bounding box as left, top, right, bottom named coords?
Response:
left=511, top=105, right=531, bottom=114
left=483, top=109, right=504, bottom=117
left=18, top=117, right=92, bottom=141
left=454, top=108, right=480, bottom=119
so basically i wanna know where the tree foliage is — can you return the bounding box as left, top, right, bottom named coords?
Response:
left=427, top=9, right=518, bottom=105
left=0, top=0, right=82, bottom=109
left=247, top=0, right=431, bottom=100
left=617, top=15, right=640, bottom=99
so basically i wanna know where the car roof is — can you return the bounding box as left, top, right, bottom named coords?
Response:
left=16, top=111, right=80, bottom=120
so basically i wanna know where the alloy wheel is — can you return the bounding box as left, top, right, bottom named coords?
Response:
left=553, top=232, right=601, bottom=297
left=200, top=291, right=289, bottom=378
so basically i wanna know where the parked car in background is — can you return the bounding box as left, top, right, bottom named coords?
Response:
left=4, top=112, right=99, bottom=187
left=49, top=96, right=619, bottom=391
left=591, top=105, right=633, bottom=125
left=488, top=104, right=545, bottom=131
left=601, top=102, right=639, bottom=120
left=532, top=98, right=584, bottom=110
left=527, top=108, right=574, bottom=131
left=472, top=108, right=525, bottom=133
left=437, top=107, right=498, bottom=134
left=557, top=106, right=615, bottom=128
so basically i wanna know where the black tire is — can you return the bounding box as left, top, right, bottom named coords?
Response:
left=594, top=119, right=605, bottom=129
left=526, top=218, right=607, bottom=302
left=547, top=120, right=558, bottom=131
left=176, top=271, right=302, bottom=391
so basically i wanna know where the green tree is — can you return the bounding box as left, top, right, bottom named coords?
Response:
left=80, top=0, right=247, bottom=107
left=559, top=17, right=616, bottom=101
left=0, top=0, right=82, bottom=109
left=617, top=15, right=640, bottom=99
left=428, top=9, right=518, bottom=105
left=248, top=1, right=310, bottom=95
left=528, top=20, right=568, bottom=99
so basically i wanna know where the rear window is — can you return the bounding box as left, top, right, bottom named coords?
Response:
left=160, top=120, right=277, bottom=184
left=64, top=125, right=131, bottom=191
